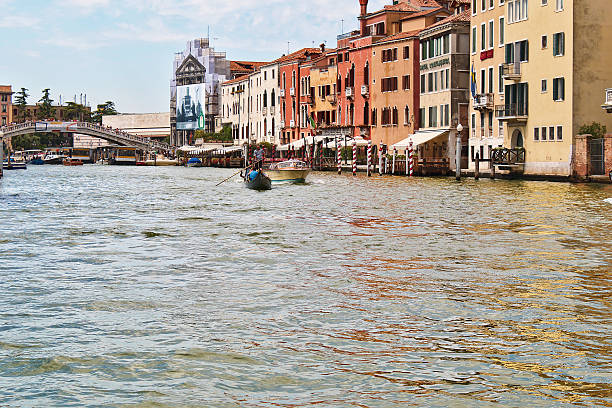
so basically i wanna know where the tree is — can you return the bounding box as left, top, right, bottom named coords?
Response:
left=37, top=88, right=55, bottom=120
left=64, top=102, right=91, bottom=122
left=579, top=122, right=607, bottom=139
left=14, top=88, right=29, bottom=122
left=91, top=101, right=118, bottom=124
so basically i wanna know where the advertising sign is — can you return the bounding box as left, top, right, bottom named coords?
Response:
left=176, top=84, right=206, bottom=130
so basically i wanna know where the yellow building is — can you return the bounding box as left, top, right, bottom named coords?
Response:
left=309, top=54, right=339, bottom=128
left=468, top=0, right=506, bottom=170
left=497, top=0, right=612, bottom=176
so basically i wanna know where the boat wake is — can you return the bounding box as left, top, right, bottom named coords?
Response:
left=605, top=198, right=612, bottom=205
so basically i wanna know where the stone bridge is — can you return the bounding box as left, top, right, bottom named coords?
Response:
left=0, top=121, right=175, bottom=153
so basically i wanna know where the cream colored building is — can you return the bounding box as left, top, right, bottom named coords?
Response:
left=102, top=113, right=170, bottom=139
left=220, top=75, right=250, bottom=144
left=497, top=0, right=612, bottom=176
left=468, top=0, right=506, bottom=169
left=248, top=62, right=282, bottom=145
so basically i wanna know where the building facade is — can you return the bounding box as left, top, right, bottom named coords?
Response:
left=468, top=0, right=506, bottom=169
left=220, top=75, right=250, bottom=143
left=495, top=0, right=612, bottom=176
left=170, top=38, right=230, bottom=146
left=0, top=86, right=12, bottom=126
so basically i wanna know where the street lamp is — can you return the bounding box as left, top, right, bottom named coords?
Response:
left=455, top=123, right=463, bottom=180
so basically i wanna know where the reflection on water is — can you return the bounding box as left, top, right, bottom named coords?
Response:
left=0, top=166, right=611, bottom=407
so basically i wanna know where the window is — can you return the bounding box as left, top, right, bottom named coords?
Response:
left=542, top=35, right=547, bottom=49
left=428, top=73, right=434, bottom=92
left=541, top=126, right=547, bottom=141
left=444, top=104, right=450, bottom=127
left=534, top=127, right=539, bottom=140
left=553, top=77, right=565, bottom=101
left=403, top=46, right=410, bottom=59
left=419, top=108, right=425, bottom=128
left=481, top=23, right=486, bottom=51
left=499, top=17, right=505, bottom=45
left=499, top=64, right=504, bottom=92
left=371, top=108, right=377, bottom=126
left=482, top=0, right=486, bottom=11
left=488, top=67, right=494, bottom=93
left=428, top=106, right=438, bottom=127
left=489, top=20, right=494, bottom=48
left=402, top=75, right=410, bottom=90
left=480, top=69, right=486, bottom=96
left=557, top=126, right=563, bottom=140
left=472, top=27, right=477, bottom=53
left=542, top=0, right=547, bottom=4
left=443, top=34, right=450, bottom=54
left=549, top=126, right=555, bottom=141
left=553, top=32, right=565, bottom=56
left=404, top=106, right=410, bottom=125
left=392, top=107, right=398, bottom=125
left=556, top=0, right=563, bottom=11
left=541, top=79, right=547, bottom=92
left=420, top=74, right=426, bottom=92
left=490, top=0, right=494, bottom=8
left=381, top=77, right=398, bottom=92
left=1, top=104, right=5, bottom=113
left=472, top=0, right=477, bottom=14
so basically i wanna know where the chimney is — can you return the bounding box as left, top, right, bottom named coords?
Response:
left=320, top=43, right=326, bottom=53
left=359, top=0, right=368, bottom=36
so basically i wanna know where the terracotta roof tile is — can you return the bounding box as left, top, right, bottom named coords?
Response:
left=378, top=30, right=422, bottom=43
left=274, top=48, right=323, bottom=64
left=423, top=8, right=471, bottom=30
left=222, top=75, right=249, bottom=86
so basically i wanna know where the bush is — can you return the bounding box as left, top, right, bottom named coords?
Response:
left=579, top=122, right=607, bottom=139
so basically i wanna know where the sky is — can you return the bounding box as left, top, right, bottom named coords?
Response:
left=0, top=0, right=388, bottom=113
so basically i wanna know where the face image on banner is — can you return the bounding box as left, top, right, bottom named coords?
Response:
left=176, top=84, right=206, bottom=130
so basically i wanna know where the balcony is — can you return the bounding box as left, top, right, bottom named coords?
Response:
left=326, top=94, right=337, bottom=104
left=473, top=93, right=494, bottom=110
left=603, top=88, right=612, bottom=113
left=307, top=95, right=315, bottom=105
left=280, top=121, right=285, bottom=128
left=495, top=104, right=528, bottom=122
left=361, top=85, right=369, bottom=97
left=270, top=106, right=275, bottom=115
left=492, top=148, right=526, bottom=165
left=345, top=87, right=353, bottom=99
left=502, top=63, right=521, bottom=80
left=289, top=87, right=295, bottom=97
left=262, top=106, right=267, bottom=115
left=290, top=120, right=296, bottom=128
left=280, top=89, right=285, bottom=98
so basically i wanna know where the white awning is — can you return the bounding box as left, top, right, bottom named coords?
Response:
left=215, top=145, right=242, bottom=154
left=278, top=135, right=371, bottom=150
left=391, top=130, right=449, bottom=150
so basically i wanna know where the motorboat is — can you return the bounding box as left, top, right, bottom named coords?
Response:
left=2, top=159, right=27, bottom=170
left=266, top=160, right=311, bottom=183
left=187, top=158, right=202, bottom=167
left=243, top=169, right=272, bottom=190
left=43, top=152, right=66, bottom=165
left=144, top=156, right=178, bottom=166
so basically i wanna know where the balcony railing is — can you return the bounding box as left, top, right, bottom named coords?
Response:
left=270, top=106, right=275, bottom=116
left=326, top=94, right=337, bottom=104
left=361, top=85, right=369, bottom=96
left=502, top=63, right=521, bottom=80
left=491, top=148, right=526, bottom=165
left=280, top=89, right=285, bottom=98
left=495, top=103, right=528, bottom=121
left=345, top=87, right=353, bottom=98
left=289, top=87, right=295, bottom=97
left=290, top=120, right=296, bottom=128
left=262, top=107, right=267, bottom=115
left=474, top=93, right=494, bottom=110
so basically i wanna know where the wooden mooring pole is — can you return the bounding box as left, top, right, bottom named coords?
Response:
left=474, top=152, right=480, bottom=180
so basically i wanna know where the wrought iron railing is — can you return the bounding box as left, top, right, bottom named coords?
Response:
left=491, top=148, right=525, bottom=165
left=495, top=103, right=528, bottom=118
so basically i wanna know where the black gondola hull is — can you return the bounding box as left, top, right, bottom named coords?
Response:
left=244, top=170, right=272, bottom=190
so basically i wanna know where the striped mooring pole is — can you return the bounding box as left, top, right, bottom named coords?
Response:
left=336, top=137, right=342, bottom=175
left=392, top=148, right=397, bottom=175
left=378, top=145, right=384, bottom=175
left=405, top=147, right=409, bottom=176
left=352, top=140, right=357, bottom=176
left=367, top=140, right=372, bottom=177
left=409, top=140, right=414, bottom=177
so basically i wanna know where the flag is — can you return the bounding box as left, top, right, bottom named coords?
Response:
left=470, top=63, right=477, bottom=98
left=309, top=115, right=316, bottom=129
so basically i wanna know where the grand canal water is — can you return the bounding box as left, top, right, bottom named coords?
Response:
left=0, top=165, right=611, bottom=407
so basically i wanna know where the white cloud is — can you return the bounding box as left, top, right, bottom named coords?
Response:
left=0, top=14, right=41, bottom=28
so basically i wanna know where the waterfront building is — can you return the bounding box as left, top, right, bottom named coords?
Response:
left=467, top=0, right=505, bottom=170
left=309, top=52, right=339, bottom=129
left=415, top=10, right=471, bottom=169
left=220, top=75, right=250, bottom=143
left=0, top=85, right=12, bottom=127
left=102, top=113, right=170, bottom=142
left=170, top=38, right=230, bottom=146
left=229, top=61, right=267, bottom=80
left=494, top=0, right=612, bottom=176
left=278, top=48, right=323, bottom=144
left=248, top=62, right=282, bottom=145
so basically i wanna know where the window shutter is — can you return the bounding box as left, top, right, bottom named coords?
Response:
left=553, top=79, right=558, bottom=100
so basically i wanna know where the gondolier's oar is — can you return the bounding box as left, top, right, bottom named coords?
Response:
left=215, top=160, right=262, bottom=186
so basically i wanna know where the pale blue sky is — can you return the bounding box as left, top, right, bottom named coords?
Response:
left=0, top=0, right=387, bottom=113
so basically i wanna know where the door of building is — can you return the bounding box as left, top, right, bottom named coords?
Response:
left=589, top=138, right=605, bottom=175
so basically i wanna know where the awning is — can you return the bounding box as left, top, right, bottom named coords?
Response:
left=214, top=145, right=242, bottom=154
left=278, top=135, right=371, bottom=150
left=391, top=130, right=449, bottom=150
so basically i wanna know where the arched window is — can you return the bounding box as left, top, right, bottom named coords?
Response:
left=263, top=90, right=268, bottom=108
left=363, top=102, right=369, bottom=125
left=392, top=107, right=398, bottom=125
left=271, top=89, right=276, bottom=106
left=404, top=105, right=410, bottom=125
left=364, top=62, right=369, bottom=85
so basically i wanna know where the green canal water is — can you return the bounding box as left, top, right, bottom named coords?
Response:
left=0, top=165, right=611, bottom=407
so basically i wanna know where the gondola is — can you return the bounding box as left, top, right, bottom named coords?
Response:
left=243, top=169, right=272, bottom=191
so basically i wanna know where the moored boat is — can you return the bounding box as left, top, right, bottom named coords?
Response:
left=243, top=169, right=272, bottom=190
left=187, top=158, right=202, bottom=167
left=266, top=160, right=311, bottom=183
left=2, top=160, right=27, bottom=170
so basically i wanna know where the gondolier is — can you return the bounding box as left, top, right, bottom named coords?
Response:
left=254, top=145, right=265, bottom=169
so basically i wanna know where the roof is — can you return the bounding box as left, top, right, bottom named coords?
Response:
left=230, top=60, right=267, bottom=73
left=383, top=2, right=420, bottom=12
left=399, top=6, right=449, bottom=20
left=274, top=48, right=323, bottom=64
left=421, top=8, right=470, bottom=31
left=222, top=75, right=249, bottom=86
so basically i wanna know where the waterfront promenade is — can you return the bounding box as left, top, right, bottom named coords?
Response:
left=1, top=165, right=611, bottom=407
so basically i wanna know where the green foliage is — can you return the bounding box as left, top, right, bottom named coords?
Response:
left=194, top=125, right=233, bottom=143
left=11, top=132, right=72, bottom=150
left=37, top=88, right=55, bottom=120
left=14, top=88, right=29, bottom=122
left=91, top=101, right=118, bottom=124
left=63, top=102, right=92, bottom=122
left=578, top=122, right=607, bottom=139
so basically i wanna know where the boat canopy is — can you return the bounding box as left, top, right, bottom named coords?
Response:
left=391, top=130, right=449, bottom=150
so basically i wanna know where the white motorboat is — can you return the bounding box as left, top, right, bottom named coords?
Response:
left=266, top=160, right=311, bottom=183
